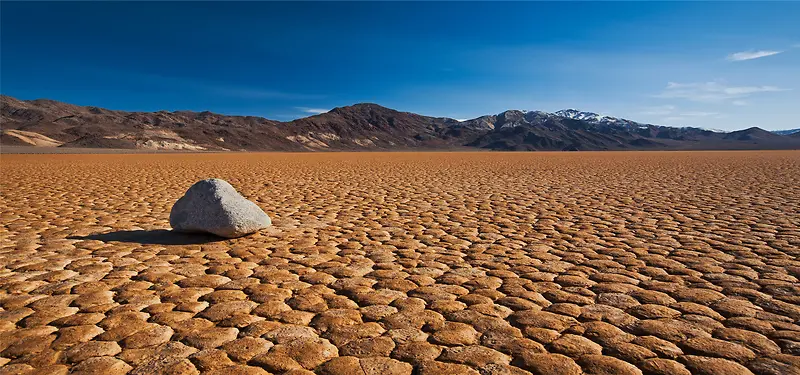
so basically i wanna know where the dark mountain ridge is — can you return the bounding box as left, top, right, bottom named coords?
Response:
left=2, top=95, right=798, bottom=151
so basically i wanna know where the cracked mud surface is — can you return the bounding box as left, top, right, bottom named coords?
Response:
left=1, top=151, right=799, bottom=375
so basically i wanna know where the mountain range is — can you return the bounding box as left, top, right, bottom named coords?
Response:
left=2, top=95, right=799, bottom=151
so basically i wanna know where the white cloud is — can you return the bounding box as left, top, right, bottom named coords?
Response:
left=661, top=117, right=690, bottom=126
left=107, top=69, right=326, bottom=101
left=726, top=50, right=782, bottom=61
left=680, top=111, right=720, bottom=117
left=639, top=105, right=676, bottom=116
left=640, top=106, right=725, bottom=127
left=660, top=113, right=724, bottom=128
left=215, top=88, right=324, bottom=100
left=640, top=106, right=723, bottom=119
left=656, top=81, right=788, bottom=103
left=295, top=107, right=329, bottom=114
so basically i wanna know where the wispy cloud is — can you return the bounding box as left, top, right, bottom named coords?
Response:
left=639, top=105, right=676, bottom=116
left=680, top=111, right=720, bottom=117
left=294, top=107, right=329, bottom=114
left=655, top=81, right=788, bottom=103
left=109, top=68, right=325, bottom=101
left=726, top=50, right=782, bottom=61
left=662, top=116, right=686, bottom=124
left=213, top=88, right=323, bottom=100
left=661, top=112, right=724, bottom=128
left=641, top=105, right=720, bottom=117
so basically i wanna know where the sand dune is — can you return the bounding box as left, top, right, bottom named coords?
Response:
left=2, top=130, right=64, bottom=147
left=1, top=151, right=798, bottom=374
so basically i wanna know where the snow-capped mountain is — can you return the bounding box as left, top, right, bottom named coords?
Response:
left=554, top=109, right=608, bottom=122
left=554, top=109, right=648, bottom=129
left=454, top=110, right=556, bottom=130
left=458, top=108, right=653, bottom=131
left=772, top=128, right=800, bottom=135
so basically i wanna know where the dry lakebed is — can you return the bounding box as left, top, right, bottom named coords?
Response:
left=1, top=151, right=799, bottom=375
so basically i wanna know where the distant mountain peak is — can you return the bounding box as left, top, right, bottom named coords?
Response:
left=771, top=128, right=800, bottom=136
left=333, top=103, right=389, bottom=110
left=329, top=103, right=397, bottom=116
left=555, top=108, right=599, bottom=117
left=556, top=109, right=624, bottom=124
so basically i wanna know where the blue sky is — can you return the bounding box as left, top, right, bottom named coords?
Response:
left=1, top=2, right=798, bottom=130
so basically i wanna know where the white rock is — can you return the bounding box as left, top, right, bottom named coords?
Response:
left=170, top=179, right=271, bottom=238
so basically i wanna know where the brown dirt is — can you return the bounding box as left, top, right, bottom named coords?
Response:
left=1, top=151, right=799, bottom=374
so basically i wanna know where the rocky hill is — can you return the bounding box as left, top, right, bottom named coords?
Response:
left=2, top=95, right=799, bottom=151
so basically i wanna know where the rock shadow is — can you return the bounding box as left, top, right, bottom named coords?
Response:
left=68, top=229, right=225, bottom=245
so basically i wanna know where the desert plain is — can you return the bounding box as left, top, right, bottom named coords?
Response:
left=0, top=151, right=799, bottom=375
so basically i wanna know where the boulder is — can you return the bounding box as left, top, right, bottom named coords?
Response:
left=170, top=179, right=271, bottom=238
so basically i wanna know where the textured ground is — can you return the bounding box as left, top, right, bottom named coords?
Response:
left=1, top=151, right=799, bottom=375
